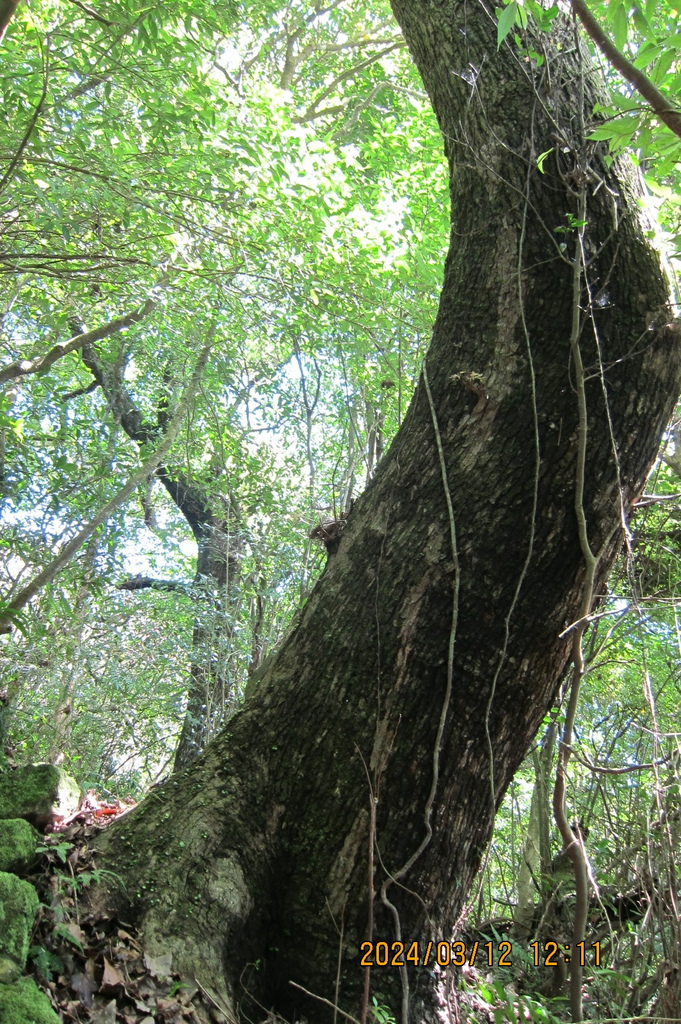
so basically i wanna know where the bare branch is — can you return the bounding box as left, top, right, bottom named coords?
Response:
left=572, top=751, right=671, bottom=775
left=61, top=379, right=100, bottom=402
left=293, top=43, right=404, bottom=123
left=295, top=103, right=346, bottom=124
left=321, top=33, right=399, bottom=54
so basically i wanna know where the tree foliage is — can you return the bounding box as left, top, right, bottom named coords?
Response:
left=0, top=0, right=447, bottom=774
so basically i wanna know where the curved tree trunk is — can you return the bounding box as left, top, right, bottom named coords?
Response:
left=92, top=4, right=681, bottom=1022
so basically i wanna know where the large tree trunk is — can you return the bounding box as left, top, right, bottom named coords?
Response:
left=92, top=3, right=681, bottom=1022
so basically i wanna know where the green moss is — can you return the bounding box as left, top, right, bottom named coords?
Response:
left=0, top=873, right=40, bottom=974
left=0, top=764, right=80, bottom=824
left=0, top=976, right=60, bottom=1023
left=0, top=955, right=20, bottom=984
left=0, top=819, right=39, bottom=874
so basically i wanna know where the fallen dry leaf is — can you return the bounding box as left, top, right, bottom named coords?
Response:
left=101, top=956, right=126, bottom=990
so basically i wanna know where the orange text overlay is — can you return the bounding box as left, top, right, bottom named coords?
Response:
left=360, top=940, right=602, bottom=969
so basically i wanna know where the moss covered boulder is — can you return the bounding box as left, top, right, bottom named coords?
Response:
left=0, top=976, right=60, bottom=1023
left=0, top=872, right=39, bottom=982
left=0, top=764, right=80, bottom=828
left=0, top=818, right=39, bottom=874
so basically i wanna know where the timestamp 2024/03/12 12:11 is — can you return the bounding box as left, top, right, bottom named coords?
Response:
left=359, top=940, right=603, bottom=969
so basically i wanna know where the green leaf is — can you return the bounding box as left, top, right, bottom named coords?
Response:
left=0, top=606, right=30, bottom=635
left=633, top=42, right=663, bottom=68
left=589, top=126, right=618, bottom=141
left=608, top=92, right=646, bottom=111
left=536, top=147, right=553, bottom=173
left=494, top=980, right=506, bottom=1000
left=652, top=47, right=676, bottom=84
left=479, top=983, right=494, bottom=1004
left=611, top=3, right=629, bottom=50
left=632, top=5, right=655, bottom=40
left=590, top=114, right=641, bottom=145
left=497, top=1, right=519, bottom=48
left=53, top=923, right=85, bottom=953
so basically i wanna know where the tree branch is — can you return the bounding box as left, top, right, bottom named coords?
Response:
left=61, top=379, right=100, bottom=402
left=81, top=339, right=225, bottom=544
left=0, top=292, right=162, bottom=385
left=572, top=750, right=671, bottom=775
left=0, top=331, right=215, bottom=633
left=292, top=43, right=403, bottom=124
left=0, top=56, right=48, bottom=195
left=64, top=0, right=114, bottom=27
left=570, top=0, right=681, bottom=140
left=81, top=338, right=154, bottom=444
left=117, top=576, right=191, bottom=594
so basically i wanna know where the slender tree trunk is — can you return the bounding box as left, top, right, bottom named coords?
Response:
left=513, top=723, right=556, bottom=943
left=91, top=5, right=681, bottom=1022
left=49, top=537, right=100, bottom=763
left=172, top=512, right=243, bottom=771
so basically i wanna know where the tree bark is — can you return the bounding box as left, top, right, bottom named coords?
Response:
left=0, top=0, right=20, bottom=45
left=91, top=4, right=681, bottom=1022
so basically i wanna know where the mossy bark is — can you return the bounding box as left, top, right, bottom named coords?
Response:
left=92, top=4, right=681, bottom=1022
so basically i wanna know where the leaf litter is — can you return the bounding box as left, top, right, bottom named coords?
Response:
left=22, top=789, right=227, bottom=1024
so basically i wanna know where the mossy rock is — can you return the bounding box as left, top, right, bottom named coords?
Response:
left=0, top=955, right=20, bottom=984
left=0, top=819, right=39, bottom=874
left=0, top=976, right=60, bottom=1023
left=0, top=872, right=40, bottom=979
left=0, top=764, right=80, bottom=827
